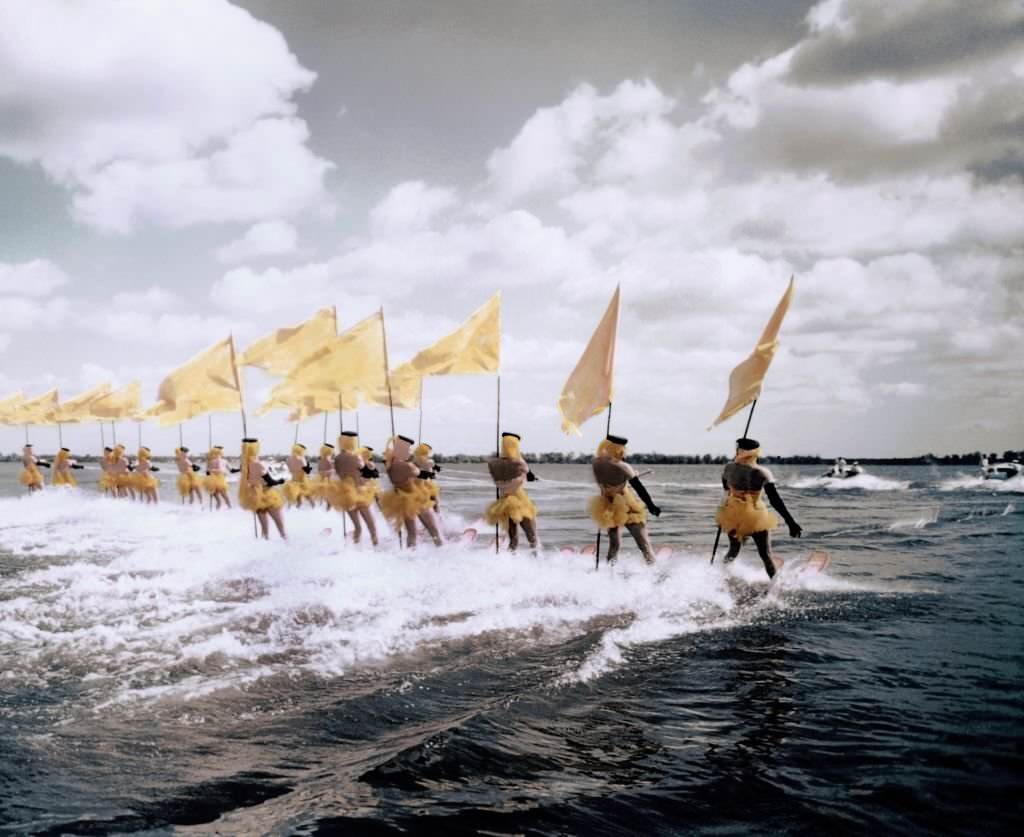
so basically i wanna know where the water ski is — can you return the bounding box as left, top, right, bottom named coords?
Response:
left=459, top=528, right=478, bottom=545
left=787, top=549, right=831, bottom=575
left=654, top=545, right=673, bottom=561
left=320, top=527, right=333, bottom=537
left=580, top=543, right=597, bottom=557
left=559, top=546, right=577, bottom=556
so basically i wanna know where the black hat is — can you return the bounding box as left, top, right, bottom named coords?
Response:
left=364, top=446, right=374, bottom=452
left=501, top=432, right=521, bottom=440
left=341, top=430, right=358, bottom=438
left=104, top=446, right=112, bottom=452
left=606, top=434, right=628, bottom=446
left=397, top=434, right=415, bottom=444
left=180, top=446, right=189, bottom=452
left=24, top=443, right=32, bottom=447
left=322, top=442, right=334, bottom=449
left=140, top=446, right=150, bottom=452
left=242, top=437, right=258, bottom=443
left=736, top=437, right=760, bottom=450
left=61, top=447, right=70, bottom=452
left=212, top=445, right=223, bottom=450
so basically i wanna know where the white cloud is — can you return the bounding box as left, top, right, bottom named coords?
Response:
left=0, top=259, right=70, bottom=297
left=215, top=220, right=300, bottom=264
left=110, top=286, right=182, bottom=312
left=0, top=0, right=333, bottom=232
left=0, top=333, right=11, bottom=352
left=370, top=181, right=457, bottom=235
left=877, top=382, right=925, bottom=397
left=0, top=296, right=71, bottom=330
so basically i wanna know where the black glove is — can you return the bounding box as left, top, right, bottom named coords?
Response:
left=263, top=474, right=285, bottom=487
left=526, top=471, right=538, bottom=482
left=360, top=465, right=378, bottom=478
left=417, top=469, right=433, bottom=480
left=230, top=467, right=240, bottom=473
left=191, top=464, right=200, bottom=472
left=71, top=464, right=84, bottom=470
left=628, top=476, right=660, bottom=516
left=205, top=470, right=211, bottom=476
left=433, top=464, right=442, bottom=473
left=38, top=461, right=51, bottom=468
left=150, top=466, right=160, bottom=472
left=764, top=483, right=801, bottom=538
left=127, top=464, right=136, bottom=472
left=303, top=464, right=312, bottom=474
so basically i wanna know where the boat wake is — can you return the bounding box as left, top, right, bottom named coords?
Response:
left=789, top=474, right=910, bottom=491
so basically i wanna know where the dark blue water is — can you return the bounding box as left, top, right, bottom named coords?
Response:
left=1, top=463, right=1021, bottom=835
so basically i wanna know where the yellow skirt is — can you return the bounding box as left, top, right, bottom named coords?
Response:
left=134, top=473, right=158, bottom=491
left=380, top=484, right=433, bottom=522
left=485, top=487, right=537, bottom=527
left=205, top=473, right=228, bottom=494
left=177, top=472, right=203, bottom=497
left=590, top=488, right=646, bottom=529
left=115, top=473, right=135, bottom=490
left=98, top=472, right=115, bottom=492
left=311, top=474, right=335, bottom=501
left=239, top=483, right=284, bottom=513
left=284, top=477, right=311, bottom=501
left=53, top=472, right=77, bottom=488
left=716, top=493, right=778, bottom=539
left=19, top=466, right=43, bottom=488
left=327, top=476, right=374, bottom=511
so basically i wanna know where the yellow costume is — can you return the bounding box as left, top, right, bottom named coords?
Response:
left=175, top=447, right=203, bottom=497
left=282, top=443, right=314, bottom=506
left=715, top=446, right=779, bottom=539
left=413, top=442, right=440, bottom=507
left=311, top=443, right=335, bottom=502
left=204, top=447, right=228, bottom=493
left=238, top=438, right=283, bottom=512
left=112, top=445, right=134, bottom=490
left=484, top=434, right=538, bottom=527
left=380, top=437, right=434, bottom=523
left=19, top=455, right=44, bottom=489
left=133, top=448, right=159, bottom=491
left=52, top=449, right=77, bottom=487
left=589, top=438, right=646, bottom=528
left=329, top=434, right=375, bottom=511
left=98, top=449, right=115, bottom=493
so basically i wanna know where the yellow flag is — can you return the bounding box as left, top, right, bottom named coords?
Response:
left=53, top=382, right=112, bottom=423
left=558, top=286, right=620, bottom=435
left=358, top=362, right=423, bottom=410
left=148, top=336, right=243, bottom=424
left=0, top=391, right=25, bottom=424
left=13, top=389, right=60, bottom=425
left=258, top=388, right=359, bottom=418
left=236, top=306, right=337, bottom=376
left=90, top=381, right=141, bottom=420
left=258, top=313, right=385, bottom=415
left=710, top=277, right=795, bottom=428
left=407, top=292, right=500, bottom=376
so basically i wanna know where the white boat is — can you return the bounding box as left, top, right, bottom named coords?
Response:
left=981, top=457, right=1022, bottom=481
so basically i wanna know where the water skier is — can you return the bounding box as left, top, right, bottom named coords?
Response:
left=239, top=438, right=287, bottom=539
left=381, top=434, right=443, bottom=549
left=19, top=444, right=48, bottom=492
left=716, top=437, right=802, bottom=578
left=333, top=431, right=379, bottom=546
left=175, top=446, right=204, bottom=505
left=412, top=442, right=442, bottom=513
left=283, top=443, right=314, bottom=508
left=590, top=434, right=661, bottom=564
left=205, top=446, right=235, bottom=509
left=486, top=431, right=538, bottom=552
left=134, top=447, right=160, bottom=504
left=51, top=447, right=84, bottom=488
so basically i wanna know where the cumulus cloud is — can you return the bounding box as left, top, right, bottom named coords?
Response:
left=0, top=259, right=70, bottom=297
left=370, top=181, right=457, bottom=235
left=0, top=0, right=333, bottom=232
left=215, top=220, right=300, bottom=264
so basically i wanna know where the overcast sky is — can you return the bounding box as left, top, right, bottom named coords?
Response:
left=1, top=0, right=1021, bottom=457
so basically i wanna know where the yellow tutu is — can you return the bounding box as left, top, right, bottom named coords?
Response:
left=177, top=472, right=203, bottom=497
left=380, top=484, right=433, bottom=522
left=590, top=488, right=646, bottom=529
left=327, top=476, right=374, bottom=511
left=239, top=479, right=284, bottom=512
left=98, top=472, right=115, bottom=492
left=283, top=475, right=313, bottom=505
left=716, top=491, right=778, bottom=539
left=53, top=472, right=77, bottom=488
left=423, top=480, right=440, bottom=505
left=115, top=473, right=134, bottom=490
left=134, top=473, right=158, bottom=491
left=205, top=473, right=228, bottom=494
left=485, top=487, right=537, bottom=527
left=19, top=466, right=43, bottom=488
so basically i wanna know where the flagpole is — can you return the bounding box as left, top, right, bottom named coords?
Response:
left=228, top=334, right=257, bottom=538
left=338, top=392, right=347, bottom=543
left=380, top=307, right=401, bottom=548
left=710, top=398, right=757, bottom=565
left=595, top=400, right=612, bottom=570
left=179, top=423, right=184, bottom=449
left=58, top=422, right=63, bottom=448
left=417, top=378, right=424, bottom=444
left=495, top=374, right=501, bottom=555
left=111, top=421, right=117, bottom=445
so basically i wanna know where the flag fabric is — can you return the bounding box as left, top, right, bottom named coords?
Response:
left=53, top=382, right=112, bottom=423
left=407, top=292, right=501, bottom=376
left=258, top=313, right=385, bottom=415
left=0, top=391, right=25, bottom=424
left=710, top=277, right=795, bottom=428
left=12, top=389, right=60, bottom=425
left=358, top=362, right=422, bottom=410
left=147, top=336, right=243, bottom=425
left=557, top=286, right=620, bottom=435
left=90, top=381, right=141, bottom=420
left=236, top=307, right=337, bottom=376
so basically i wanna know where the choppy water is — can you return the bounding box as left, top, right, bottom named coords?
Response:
left=1, top=462, right=1021, bottom=835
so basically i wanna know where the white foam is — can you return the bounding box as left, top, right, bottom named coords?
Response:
left=938, top=473, right=1024, bottom=493
left=789, top=474, right=910, bottom=491
left=887, top=507, right=940, bottom=530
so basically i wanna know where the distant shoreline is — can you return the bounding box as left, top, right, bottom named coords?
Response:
left=3, top=451, right=1018, bottom=466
